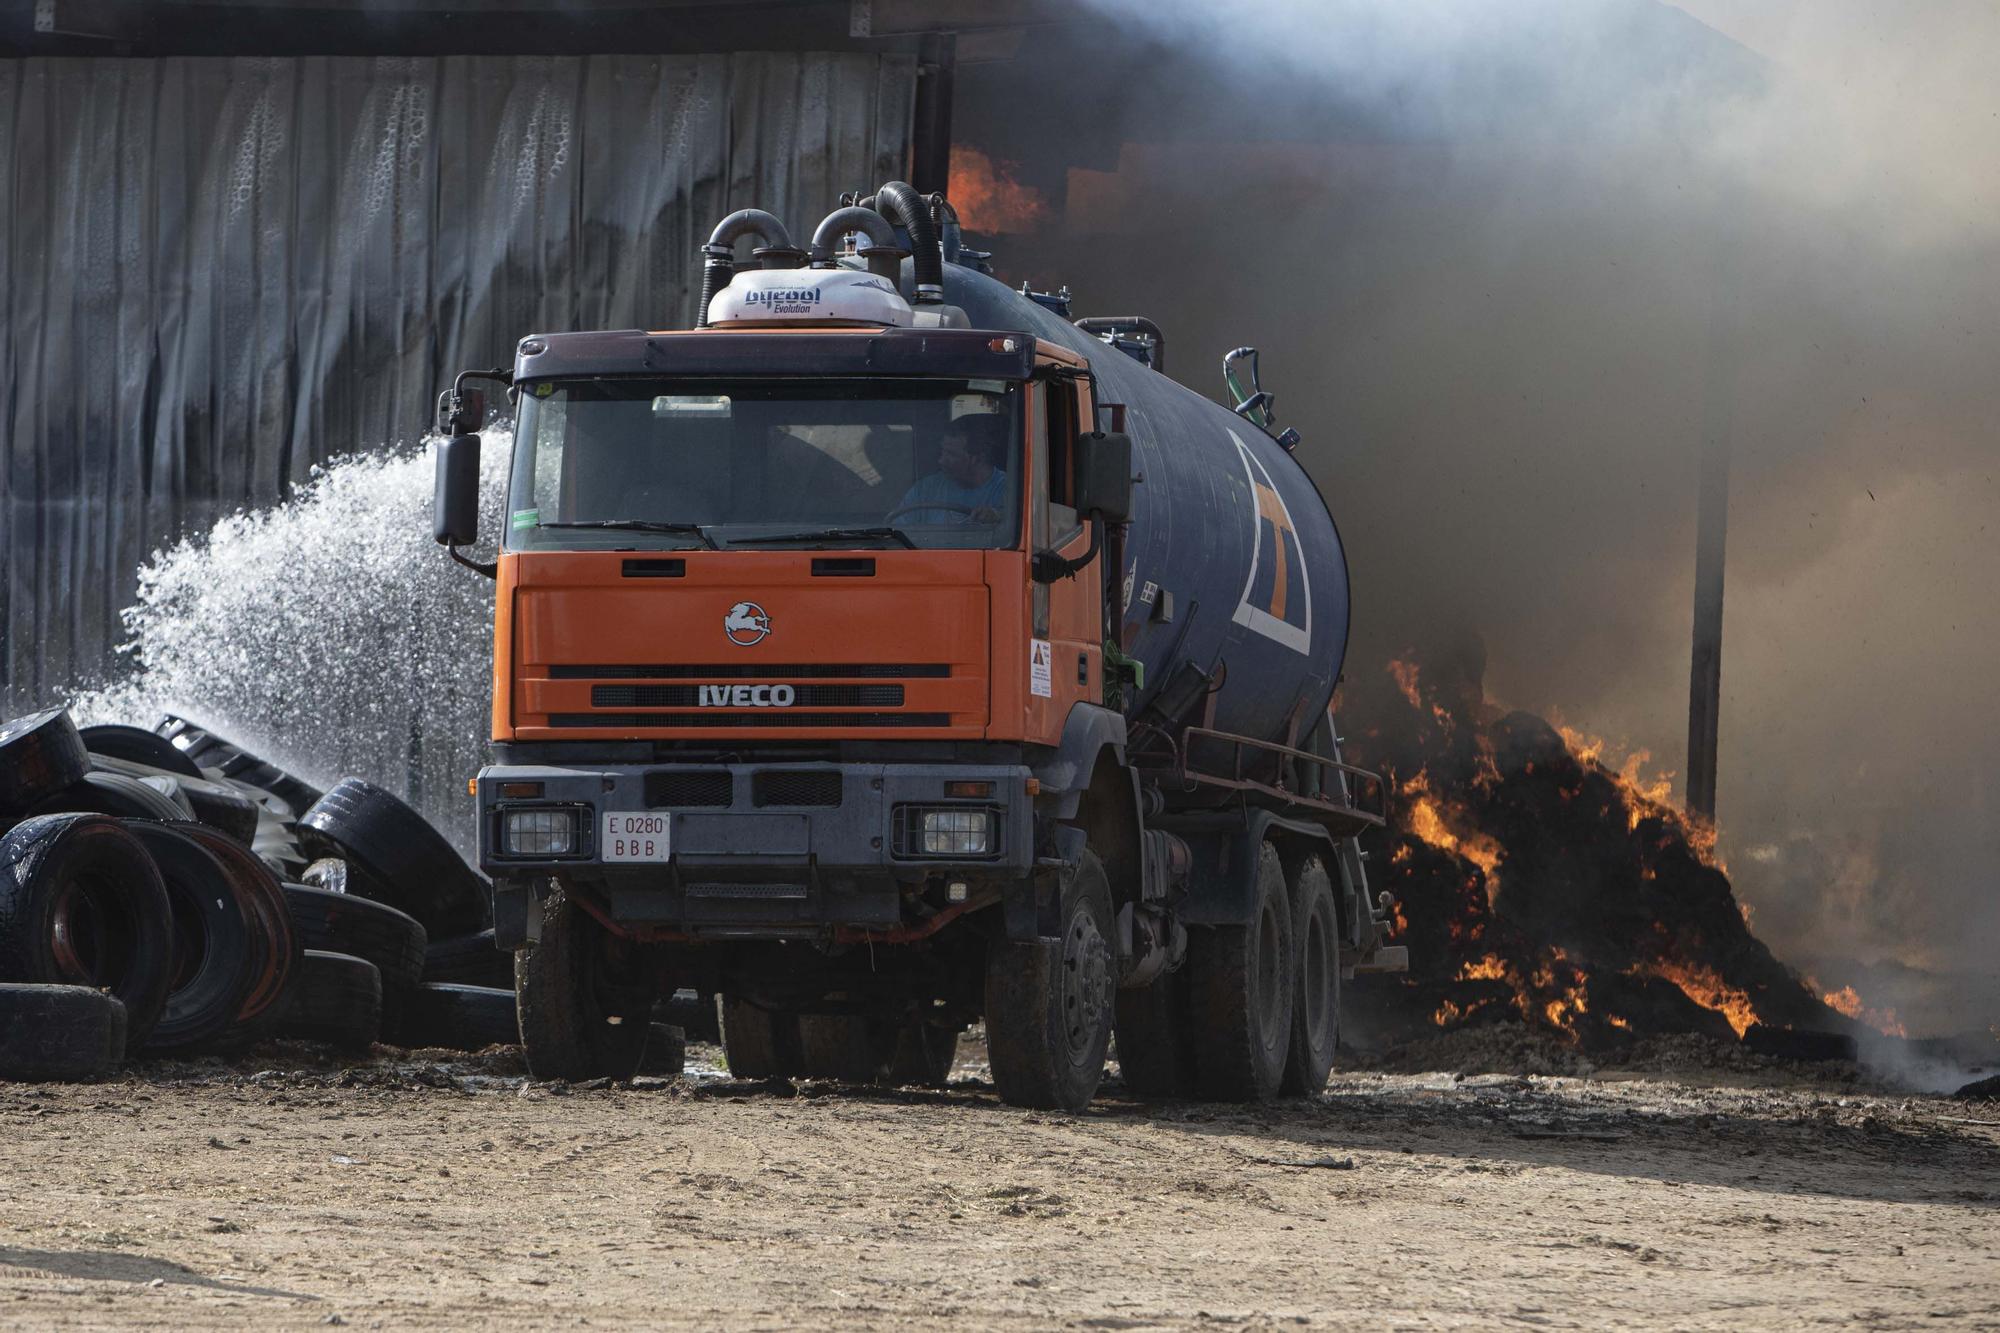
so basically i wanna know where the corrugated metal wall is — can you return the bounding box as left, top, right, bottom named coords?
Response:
left=0, top=51, right=915, bottom=709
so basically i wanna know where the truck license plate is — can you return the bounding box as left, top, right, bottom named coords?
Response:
left=601, top=812, right=671, bottom=862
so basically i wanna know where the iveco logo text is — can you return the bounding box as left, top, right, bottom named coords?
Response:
left=698, top=684, right=796, bottom=708
left=724, top=601, right=772, bottom=645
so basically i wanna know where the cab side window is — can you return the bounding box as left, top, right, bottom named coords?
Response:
left=1046, top=378, right=1081, bottom=544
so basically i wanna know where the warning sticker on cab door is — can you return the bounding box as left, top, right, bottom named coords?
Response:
left=1030, top=639, right=1053, bottom=698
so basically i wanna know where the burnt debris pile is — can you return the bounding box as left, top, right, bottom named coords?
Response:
left=0, top=706, right=562, bottom=1082
left=1340, top=639, right=1861, bottom=1056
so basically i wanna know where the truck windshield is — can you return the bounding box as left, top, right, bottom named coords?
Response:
left=506, top=376, right=1024, bottom=551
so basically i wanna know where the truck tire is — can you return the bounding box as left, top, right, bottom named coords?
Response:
left=0, top=813, right=174, bottom=1051
left=886, top=1022, right=960, bottom=1088
left=86, top=756, right=266, bottom=849
left=281, top=950, right=382, bottom=1051
left=171, top=780, right=261, bottom=845
left=1114, top=966, right=1197, bottom=1099
left=298, top=779, right=491, bottom=938
left=33, top=770, right=194, bottom=823
left=720, top=997, right=804, bottom=1078
left=154, top=716, right=324, bottom=818
left=78, top=725, right=205, bottom=779
left=0, top=984, right=127, bottom=1081
left=661, top=989, right=722, bottom=1044
left=0, top=709, right=91, bottom=814
left=641, top=1022, right=688, bottom=1077
left=798, top=1013, right=892, bottom=1082
left=1280, top=855, right=1340, bottom=1096
left=423, top=928, right=514, bottom=990
left=182, top=826, right=303, bottom=1053
left=125, top=822, right=256, bottom=1054
left=984, top=851, right=1115, bottom=1112
left=251, top=814, right=308, bottom=881
left=514, top=890, right=653, bottom=1081
left=397, top=983, right=519, bottom=1051
left=1186, top=842, right=1294, bottom=1102
left=796, top=1014, right=958, bottom=1086
left=281, top=882, right=426, bottom=1030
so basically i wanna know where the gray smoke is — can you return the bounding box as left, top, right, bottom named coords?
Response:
left=979, top=0, right=2000, bottom=1034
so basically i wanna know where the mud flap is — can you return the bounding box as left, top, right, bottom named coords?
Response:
left=1004, top=872, right=1063, bottom=942
left=493, top=879, right=539, bottom=950
left=1007, top=824, right=1087, bottom=942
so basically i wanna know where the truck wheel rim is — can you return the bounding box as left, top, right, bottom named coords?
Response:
left=1060, top=909, right=1109, bottom=1064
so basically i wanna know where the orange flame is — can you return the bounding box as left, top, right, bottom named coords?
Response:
left=1820, top=984, right=1909, bottom=1039
left=1638, top=959, right=1758, bottom=1038
left=1402, top=770, right=1504, bottom=884
left=1387, top=658, right=1423, bottom=710
left=1436, top=949, right=1589, bottom=1039
left=1534, top=947, right=1590, bottom=1033
left=1458, top=955, right=1510, bottom=982
left=948, top=146, right=1049, bottom=233
left=1556, top=721, right=1723, bottom=872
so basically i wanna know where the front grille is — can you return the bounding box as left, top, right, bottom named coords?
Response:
left=553, top=663, right=949, bottom=680
left=752, top=771, right=842, bottom=808
left=593, top=684, right=903, bottom=708
left=643, top=771, right=733, bottom=808
left=552, top=712, right=950, bottom=729
left=685, top=882, right=809, bottom=900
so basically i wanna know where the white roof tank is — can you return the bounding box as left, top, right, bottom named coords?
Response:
left=706, top=268, right=914, bottom=328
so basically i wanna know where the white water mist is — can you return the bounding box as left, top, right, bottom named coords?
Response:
left=72, top=433, right=511, bottom=854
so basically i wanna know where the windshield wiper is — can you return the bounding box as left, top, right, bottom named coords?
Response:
left=534, top=520, right=718, bottom=550
left=729, top=526, right=918, bottom=550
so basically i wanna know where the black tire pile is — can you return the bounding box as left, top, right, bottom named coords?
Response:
left=0, top=707, right=520, bottom=1082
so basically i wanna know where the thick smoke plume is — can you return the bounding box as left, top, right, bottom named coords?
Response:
left=968, top=1, right=1999, bottom=1033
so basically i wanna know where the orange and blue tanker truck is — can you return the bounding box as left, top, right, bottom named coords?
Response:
left=432, top=181, right=1403, bottom=1109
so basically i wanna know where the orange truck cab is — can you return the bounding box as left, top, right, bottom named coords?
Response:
left=433, top=184, right=1396, bottom=1109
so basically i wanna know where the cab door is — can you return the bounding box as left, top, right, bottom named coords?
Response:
left=1024, top=373, right=1102, bottom=744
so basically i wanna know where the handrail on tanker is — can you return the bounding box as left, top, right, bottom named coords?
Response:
left=1148, top=725, right=1388, bottom=831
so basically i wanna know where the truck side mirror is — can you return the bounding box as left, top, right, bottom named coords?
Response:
left=433, top=432, right=482, bottom=547
left=1077, top=430, right=1133, bottom=523
left=440, top=386, right=486, bottom=437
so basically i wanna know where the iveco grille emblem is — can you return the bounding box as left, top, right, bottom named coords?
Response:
left=724, top=601, right=772, bottom=646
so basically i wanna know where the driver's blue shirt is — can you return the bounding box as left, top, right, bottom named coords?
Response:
left=896, top=469, right=1009, bottom=524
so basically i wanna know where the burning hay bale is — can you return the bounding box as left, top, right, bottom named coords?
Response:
left=1342, top=641, right=1865, bottom=1056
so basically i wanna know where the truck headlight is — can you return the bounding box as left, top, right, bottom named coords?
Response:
left=921, top=808, right=991, bottom=856
left=503, top=807, right=580, bottom=856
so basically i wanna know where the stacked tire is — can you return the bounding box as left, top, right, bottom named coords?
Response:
left=293, top=778, right=519, bottom=1053
left=0, top=708, right=329, bottom=1074
left=3, top=705, right=530, bottom=1071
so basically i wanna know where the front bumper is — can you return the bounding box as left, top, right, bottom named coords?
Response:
left=476, top=761, right=1035, bottom=936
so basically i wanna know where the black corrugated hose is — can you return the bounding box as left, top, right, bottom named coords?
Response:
left=865, top=180, right=944, bottom=303
left=695, top=208, right=797, bottom=327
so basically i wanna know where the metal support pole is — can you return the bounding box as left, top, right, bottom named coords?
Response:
left=1686, top=426, right=1729, bottom=821
left=1685, top=237, right=1741, bottom=822
left=910, top=30, right=956, bottom=195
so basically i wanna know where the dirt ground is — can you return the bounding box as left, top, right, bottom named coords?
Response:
left=3, top=1033, right=1997, bottom=1330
